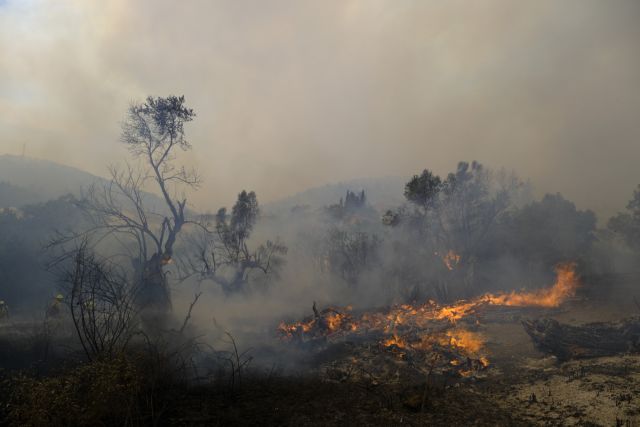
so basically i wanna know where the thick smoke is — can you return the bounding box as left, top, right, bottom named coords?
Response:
left=1, top=1, right=640, bottom=219
left=168, top=160, right=637, bottom=355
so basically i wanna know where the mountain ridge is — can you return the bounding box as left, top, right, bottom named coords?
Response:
left=0, top=154, right=409, bottom=213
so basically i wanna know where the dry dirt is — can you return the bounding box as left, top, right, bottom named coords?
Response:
left=471, top=300, right=640, bottom=426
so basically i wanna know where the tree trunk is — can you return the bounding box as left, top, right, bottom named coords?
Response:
left=134, top=254, right=171, bottom=319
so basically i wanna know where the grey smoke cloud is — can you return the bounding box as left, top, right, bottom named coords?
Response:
left=0, top=0, right=639, bottom=219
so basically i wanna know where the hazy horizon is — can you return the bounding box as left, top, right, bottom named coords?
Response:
left=1, top=1, right=639, bottom=218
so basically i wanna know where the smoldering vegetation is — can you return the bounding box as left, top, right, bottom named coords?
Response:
left=1, top=97, right=640, bottom=426
left=178, top=161, right=635, bottom=351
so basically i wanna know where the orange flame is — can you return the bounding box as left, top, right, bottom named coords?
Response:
left=433, top=262, right=579, bottom=322
left=434, top=300, right=480, bottom=322
left=380, top=328, right=486, bottom=364
left=441, top=329, right=485, bottom=354
left=483, top=262, right=579, bottom=308
left=324, top=312, right=348, bottom=332
left=278, top=262, right=579, bottom=363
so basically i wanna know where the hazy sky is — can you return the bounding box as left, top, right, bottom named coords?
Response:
left=1, top=0, right=639, bottom=217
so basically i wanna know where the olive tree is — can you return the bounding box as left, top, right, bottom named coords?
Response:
left=75, top=96, right=201, bottom=313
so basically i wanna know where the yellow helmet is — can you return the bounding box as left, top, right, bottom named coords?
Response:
left=0, top=300, right=5, bottom=305
left=55, top=294, right=64, bottom=301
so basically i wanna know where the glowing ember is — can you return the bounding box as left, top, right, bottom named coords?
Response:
left=442, top=250, right=461, bottom=270
left=382, top=334, right=407, bottom=348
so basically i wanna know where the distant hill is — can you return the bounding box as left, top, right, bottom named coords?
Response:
left=0, top=155, right=410, bottom=215
left=263, top=176, right=409, bottom=215
left=0, top=155, right=106, bottom=205
left=0, top=155, right=166, bottom=211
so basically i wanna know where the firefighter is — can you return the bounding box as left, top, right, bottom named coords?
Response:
left=0, top=300, right=9, bottom=321
left=46, top=294, right=65, bottom=318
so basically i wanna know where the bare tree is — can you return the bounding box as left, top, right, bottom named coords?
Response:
left=59, top=242, right=138, bottom=361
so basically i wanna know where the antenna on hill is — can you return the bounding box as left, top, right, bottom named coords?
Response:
left=21, top=143, right=26, bottom=158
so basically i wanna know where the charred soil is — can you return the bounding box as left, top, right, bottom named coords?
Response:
left=3, top=301, right=640, bottom=426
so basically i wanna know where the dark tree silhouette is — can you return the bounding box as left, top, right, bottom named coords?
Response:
left=404, top=169, right=442, bottom=211
left=180, top=191, right=287, bottom=294
left=608, top=184, right=640, bottom=251
left=326, top=189, right=369, bottom=220
left=319, top=227, right=380, bottom=287
left=70, top=96, right=201, bottom=314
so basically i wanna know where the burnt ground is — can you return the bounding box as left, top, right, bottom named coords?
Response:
left=162, top=377, right=521, bottom=426
left=159, top=300, right=640, bottom=426
left=160, top=354, right=640, bottom=426
left=3, top=300, right=640, bottom=426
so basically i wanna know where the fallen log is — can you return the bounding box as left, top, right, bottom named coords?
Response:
left=522, top=317, right=640, bottom=361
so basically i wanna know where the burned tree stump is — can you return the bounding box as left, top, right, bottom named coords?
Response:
left=522, top=317, right=640, bottom=361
